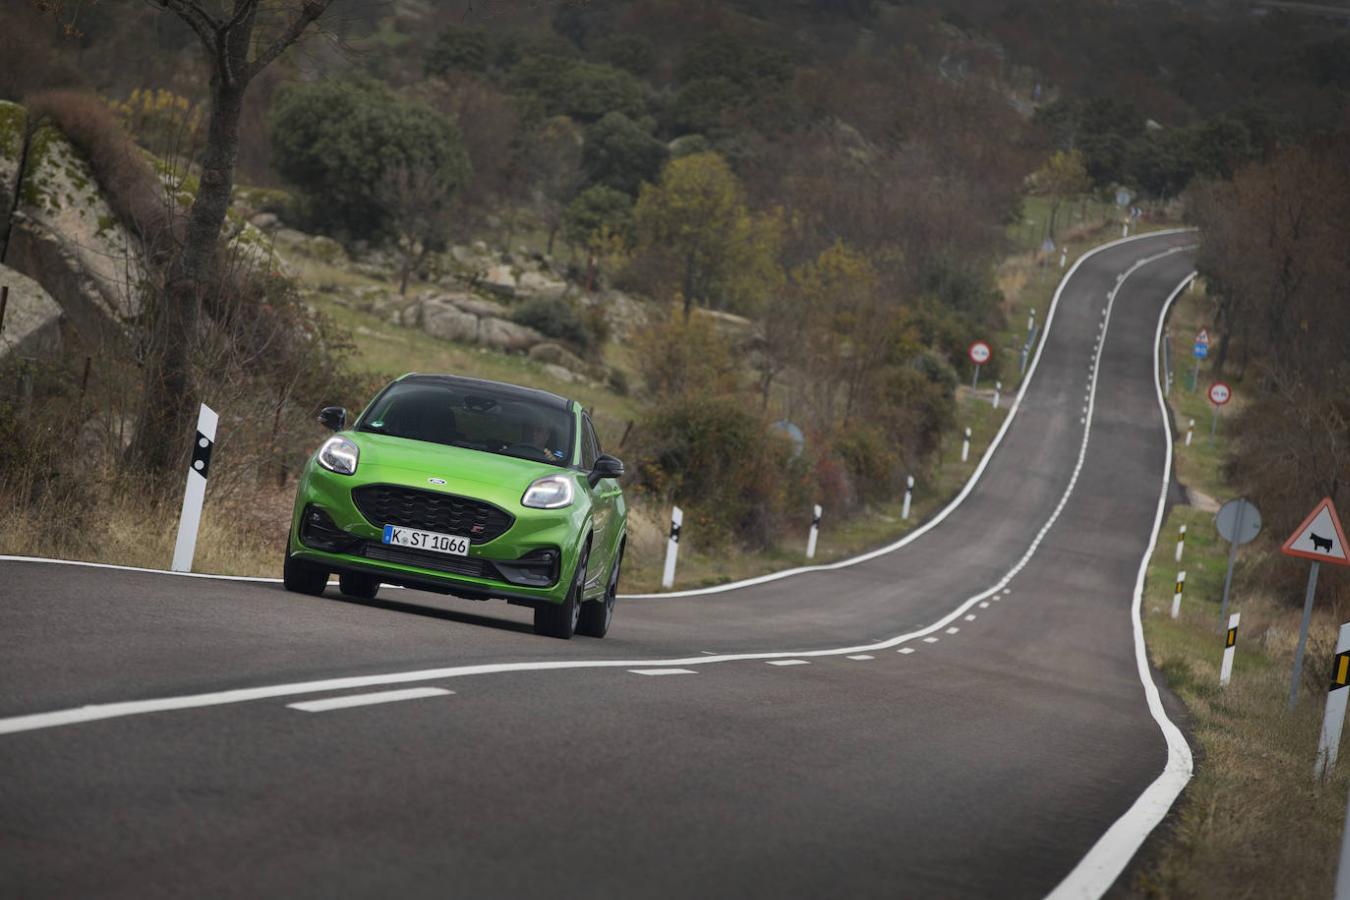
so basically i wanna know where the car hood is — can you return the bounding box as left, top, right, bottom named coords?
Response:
left=348, top=432, right=567, bottom=503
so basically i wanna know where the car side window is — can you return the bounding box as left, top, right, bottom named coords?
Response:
left=581, top=415, right=600, bottom=470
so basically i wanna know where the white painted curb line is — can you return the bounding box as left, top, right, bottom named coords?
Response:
left=1044, top=271, right=1197, bottom=900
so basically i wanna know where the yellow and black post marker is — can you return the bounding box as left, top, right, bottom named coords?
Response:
left=1219, top=612, right=1239, bottom=687
left=1175, top=524, right=1187, bottom=563
left=1171, top=570, right=1186, bottom=619
left=1315, top=624, right=1350, bottom=780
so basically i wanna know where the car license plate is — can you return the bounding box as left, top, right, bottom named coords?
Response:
left=382, top=524, right=469, bottom=556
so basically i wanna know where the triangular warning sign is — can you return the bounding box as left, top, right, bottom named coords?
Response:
left=1281, top=498, right=1350, bottom=566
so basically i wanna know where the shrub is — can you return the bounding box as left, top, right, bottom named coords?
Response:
left=513, top=296, right=607, bottom=356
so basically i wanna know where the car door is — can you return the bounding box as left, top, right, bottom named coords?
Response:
left=579, top=413, right=614, bottom=590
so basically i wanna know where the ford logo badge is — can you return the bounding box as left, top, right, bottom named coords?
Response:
left=428, top=477, right=447, bottom=485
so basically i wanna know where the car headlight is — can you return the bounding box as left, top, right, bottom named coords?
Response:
left=317, top=435, right=359, bottom=475
left=522, top=474, right=575, bottom=509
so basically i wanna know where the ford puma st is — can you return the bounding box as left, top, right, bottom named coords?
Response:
left=283, top=374, right=626, bottom=639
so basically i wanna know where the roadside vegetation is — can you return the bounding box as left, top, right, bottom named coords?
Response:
left=1130, top=274, right=1350, bottom=896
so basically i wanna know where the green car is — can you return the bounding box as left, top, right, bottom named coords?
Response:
left=283, top=373, right=627, bottom=639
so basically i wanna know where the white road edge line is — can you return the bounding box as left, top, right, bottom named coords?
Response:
left=0, top=231, right=1197, bottom=602
left=846, top=655, right=874, bottom=661
left=1045, top=273, right=1196, bottom=900
left=0, top=234, right=1198, bottom=742
left=767, top=660, right=809, bottom=667
left=286, top=687, right=451, bottom=713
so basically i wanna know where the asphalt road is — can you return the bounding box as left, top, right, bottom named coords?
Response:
left=0, top=231, right=1198, bottom=898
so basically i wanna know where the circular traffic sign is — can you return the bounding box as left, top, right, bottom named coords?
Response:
left=968, top=341, right=991, bottom=365
left=1208, top=382, right=1231, bottom=406
left=1216, top=498, right=1262, bottom=546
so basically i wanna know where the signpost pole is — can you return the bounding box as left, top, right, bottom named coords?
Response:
left=1289, top=561, right=1323, bottom=710
left=972, top=363, right=981, bottom=392
left=1218, top=501, right=1244, bottom=633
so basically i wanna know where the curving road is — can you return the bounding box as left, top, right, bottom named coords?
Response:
left=0, top=231, right=1197, bottom=898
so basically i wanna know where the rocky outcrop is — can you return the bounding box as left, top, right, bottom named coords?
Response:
left=415, top=292, right=546, bottom=352
left=2, top=110, right=146, bottom=342
left=0, top=263, right=62, bottom=361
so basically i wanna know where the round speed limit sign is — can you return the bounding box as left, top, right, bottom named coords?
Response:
left=968, top=341, right=991, bottom=365
left=1208, top=381, right=1232, bottom=406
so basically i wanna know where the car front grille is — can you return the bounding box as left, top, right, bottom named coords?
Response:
left=351, top=484, right=514, bottom=544
left=362, top=543, right=503, bottom=580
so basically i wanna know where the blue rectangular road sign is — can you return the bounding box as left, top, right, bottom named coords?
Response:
left=1193, top=343, right=1208, bottom=359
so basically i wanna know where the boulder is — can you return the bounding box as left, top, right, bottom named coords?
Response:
left=517, top=270, right=569, bottom=301
left=306, top=234, right=347, bottom=264
left=4, top=118, right=146, bottom=341
left=528, top=341, right=588, bottom=372
left=0, top=102, right=25, bottom=238
left=446, top=292, right=508, bottom=319
left=0, top=263, right=63, bottom=361
left=249, top=212, right=279, bottom=230
left=479, top=316, right=544, bottom=352
left=540, top=363, right=581, bottom=384
left=421, top=297, right=480, bottom=343
left=483, top=264, right=516, bottom=296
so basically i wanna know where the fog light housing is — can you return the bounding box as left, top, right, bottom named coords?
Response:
left=299, top=505, right=359, bottom=553
left=496, top=547, right=561, bottom=587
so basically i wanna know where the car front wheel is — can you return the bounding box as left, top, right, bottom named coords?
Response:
left=283, top=552, right=328, bottom=596
left=535, top=545, right=588, bottom=639
left=339, top=572, right=380, bottom=600
left=577, top=543, right=620, bottom=638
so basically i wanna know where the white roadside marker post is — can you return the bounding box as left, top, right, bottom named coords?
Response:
left=992, top=381, right=1001, bottom=409
left=1185, top=419, right=1194, bottom=447
left=806, top=504, right=821, bottom=560
left=1171, top=571, right=1185, bottom=619
left=1059, top=248, right=1067, bottom=269
left=1219, top=612, right=1240, bottom=688
left=661, top=505, right=682, bottom=589
left=1122, top=221, right=1129, bottom=238
left=171, top=403, right=219, bottom=573
left=1315, top=623, right=1350, bottom=781
left=1027, top=308, right=1036, bottom=337
left=902, top=475, right=914, bottom=521
left=1175, top=524, right=1187, bottom=563
left=960, top=427, right=971, bottom=463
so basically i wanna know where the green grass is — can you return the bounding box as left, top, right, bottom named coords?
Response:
left=1127, top=278, right=1350, bottom=898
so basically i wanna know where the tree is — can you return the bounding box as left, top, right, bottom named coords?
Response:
left=130, top=0, right=335, bottom=473
left=424, top=24, right=489, bottom=77
left=512, top=116, right=584, bottom=256
left=563, top=185, right=633, bottom=289
left=377, top=157, right=454, bottom=296
left=581, top=112, right=668, bottom=196
left=269, top=78, right=470, bottom=240
left=1028, top=149, right=1091, bottom=241
left=634, top=152, right=781, bottom=318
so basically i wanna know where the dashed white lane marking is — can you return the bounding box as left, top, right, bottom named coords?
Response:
left=767, top=660, right=809, bottom=667
left=979, top=602, right=990, bottom=609
left=923, top=637, right=940, bottom=644
left=964, top=614, right=977, bottom=621
left=700, top=651, right=717, bottom=655
left=630, top=668, right=698, bottom=676
left=946, top=627, right=960, bottom=635
left=287, top=687, right=451, bottom=713
left=1002, top=589, right=1012, bottom=595
left=898, top=648, right=916, bottom=655
left=846, top=655, right=874, bottom=661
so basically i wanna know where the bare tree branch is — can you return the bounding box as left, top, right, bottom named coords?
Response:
left=152, top=0, right=222, bottom=53
left=246, top=0, right=334, bottom=81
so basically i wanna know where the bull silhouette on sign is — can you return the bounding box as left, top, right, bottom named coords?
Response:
left=1311, top=532, right=1334, bottom=553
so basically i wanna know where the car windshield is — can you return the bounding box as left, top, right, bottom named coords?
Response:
left=357, top=381, right=574, bottom=466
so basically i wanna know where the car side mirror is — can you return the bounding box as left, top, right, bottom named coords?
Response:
left=588, top=454, right=624, bottom=487
left=318, top=406, right=347, bottom=432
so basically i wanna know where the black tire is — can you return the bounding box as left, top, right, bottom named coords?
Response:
left=577, top=542, right=621, bottom=638
left=283, top=552, right=328, bottom=596
left=534, top=545, right=588, bottom=639
left=339, top=572, right=380, bottom=600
